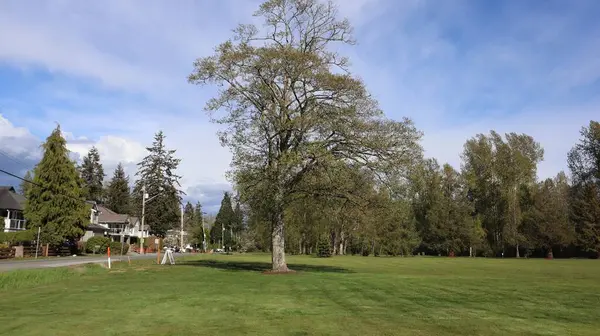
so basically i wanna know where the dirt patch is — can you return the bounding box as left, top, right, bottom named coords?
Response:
left=262, top=269, right=297, bottom=275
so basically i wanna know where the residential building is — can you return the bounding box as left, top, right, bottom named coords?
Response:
left=0, top=186, right=26, bottom=232
left=81, top=203, right=148, bottom=243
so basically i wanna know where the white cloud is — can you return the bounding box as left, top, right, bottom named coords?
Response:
left=0, top=0, right=599, bottom=198
left=0, top=114, right=40, bottom=160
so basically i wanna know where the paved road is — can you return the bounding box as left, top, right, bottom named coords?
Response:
left=0, top=253, right=159, bottom=272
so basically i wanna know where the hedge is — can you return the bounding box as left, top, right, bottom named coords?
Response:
left=0, top=230, right=36, bottom=245
left=109, top=241, right=129, bottom=255
left=85, top=236, right=110, bottom=254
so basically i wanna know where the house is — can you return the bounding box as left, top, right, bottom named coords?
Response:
left=81, top=203, right=148, bottom=244
left=0, top=186, right=26, bottom=232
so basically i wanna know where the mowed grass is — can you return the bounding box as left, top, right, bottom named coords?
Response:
left=0, top=254, right=599, bottom=336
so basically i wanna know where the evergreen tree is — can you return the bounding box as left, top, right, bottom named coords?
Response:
left=79, top=146, right=105, bottom=203
left=317, top=234, right=332, bottom=258
left=568, top=121, right=600, bottom=255
left=525, top=172, right=573, bottom=255
left=132, top=131, right=183, bottom=237
left=212, top=192, right=235, bottom=249
left=183, top=201, right=195, bottom=231
left=24, top=125, right=90, bottom=245
left=105, top=163, right=131, bottom=214
left=19, top=170, right=33, bottom=197
left=193, top=202, right=206, bottom=248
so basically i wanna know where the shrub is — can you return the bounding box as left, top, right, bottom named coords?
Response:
left=0, top=230, right=35, bottom=245
left=317, top=235, right=332, bottom=258
left=85, top=236, right=110, bottom=254
left=108, top=241, right=129, bottom=255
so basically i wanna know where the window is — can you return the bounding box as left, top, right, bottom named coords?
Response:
left=9, top=219, right=26, bottom=230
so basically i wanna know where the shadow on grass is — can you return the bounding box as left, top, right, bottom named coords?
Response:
left=179, top=259, right=354, bottom=274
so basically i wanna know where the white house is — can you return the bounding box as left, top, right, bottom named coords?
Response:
left=81, top=203, right=149, bottom=244
left=0, top=186, right=26, bottom=232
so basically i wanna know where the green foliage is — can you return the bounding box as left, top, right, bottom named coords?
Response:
left=189, top=0, right=423, bottom=270
left=109, top=241, right=128, bottom=255
left=19, top=170, right=33, bottom=197
left=317, top=235, right=331, bottom=258
left=24, top=125, right=90, bottom=246
left=105, top=163, right=131, bottom=215
left=132, top=131, right=183, bottom=238
left=461, top=131, right=543, bottom=256
left=570, top=183, right=600, bottom=254
left=411, top=160, right=481, bottom=255
left=212, top=192, right=235, bottom=249
left=85, top=236, right=110, bottom=254
left=79, top=146, right=105, bottom=203
left=0, top=230, right=35, bottom=245
left=568, top=121, right=600, bottom=254
left=522, top=173, right=574, bottom=251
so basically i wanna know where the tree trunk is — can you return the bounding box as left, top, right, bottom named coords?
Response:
left=338, top=230, right=345, bottom=255
left=271, top=211, right=288, bottom=272
left=516, top=244, right=520, bottom=258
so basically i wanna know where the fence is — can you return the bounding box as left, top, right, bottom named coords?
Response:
left=0, top=245, right=73, bottom=259
left=0, top=247, right=14, bottom=259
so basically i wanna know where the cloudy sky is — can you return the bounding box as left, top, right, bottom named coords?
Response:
left=0, top=0, right=599, bottom=212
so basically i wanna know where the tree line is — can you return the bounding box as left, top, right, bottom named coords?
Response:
left=188, top=0, right=600, bottom=271
left=234, top=123, right=599, bottom=260
left=19, top=127, right=204, bottom=246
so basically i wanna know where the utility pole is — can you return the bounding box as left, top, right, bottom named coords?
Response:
left=202, top=215, right=207, bottom=252
left=180, top=203, right=184, bottom=251
left=140, top=184, right=147, bottom=254
left=222, top=225, right=225, bottom=251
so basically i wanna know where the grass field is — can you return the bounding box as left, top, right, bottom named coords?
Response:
left=0, top=254, right=598, bottom=336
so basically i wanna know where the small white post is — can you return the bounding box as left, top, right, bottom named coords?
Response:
left=35, top=226, right=41, bottom=259
left=107, top=247, right=111, bottom=269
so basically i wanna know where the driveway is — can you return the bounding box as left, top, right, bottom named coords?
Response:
left=0, top=253, right=159, bottom=272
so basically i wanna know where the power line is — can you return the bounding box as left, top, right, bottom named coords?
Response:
left=0, top=149, right=31, bottom=170
left=0, top=168, right=90, bottom=205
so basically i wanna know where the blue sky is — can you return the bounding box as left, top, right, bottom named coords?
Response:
left=0, top=0, right=599, bottom=211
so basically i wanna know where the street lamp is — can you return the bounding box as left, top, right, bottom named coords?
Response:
left=222, top=225, right=225, bottom=252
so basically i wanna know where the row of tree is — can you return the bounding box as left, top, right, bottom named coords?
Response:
left=231, top=122, right=599, bottom=260
left=20, top=127, right=194, bottom=245
left=188, top=0, right=600, bottom=271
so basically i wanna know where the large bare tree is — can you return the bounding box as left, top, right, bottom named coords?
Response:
left=189, top=0, right=422, bottom=271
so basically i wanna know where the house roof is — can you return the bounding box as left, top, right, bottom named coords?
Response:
left=97, top=205, right=130, bottom=224
left=0, top=186, right=25, bottom=211
left=87, top=223, right=107, bottom=232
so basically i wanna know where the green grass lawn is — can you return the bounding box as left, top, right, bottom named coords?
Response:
left=0, top=254, right=598, bottom=336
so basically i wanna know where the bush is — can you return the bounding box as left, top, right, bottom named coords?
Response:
left=0, top=230, right=35, bottom=245
left=85, top=236, right=110, bottom=254
left=108, top=241, right=129, bottom=255
left=317, top=235, right=332, bottom=258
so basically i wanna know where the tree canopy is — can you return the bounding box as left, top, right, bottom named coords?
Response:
left=24, top=125, right=90, bottom=245
left=132, top=131, right=183, bottom=238
left=189, top=0, right=422, bottom=271
left=79, top=146, right=105, bottom=203
left=105, top=163, right=131, bottom=214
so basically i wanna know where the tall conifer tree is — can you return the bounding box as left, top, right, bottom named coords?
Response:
left=24, top=125, right=89, bottom=245
left=132, top=131, right=183, bottom=237
left=80, top=146, right=105, bottom=203
left=105, top=163, right=131, bottom=214
left=212, top=192, right=235, bottom=248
